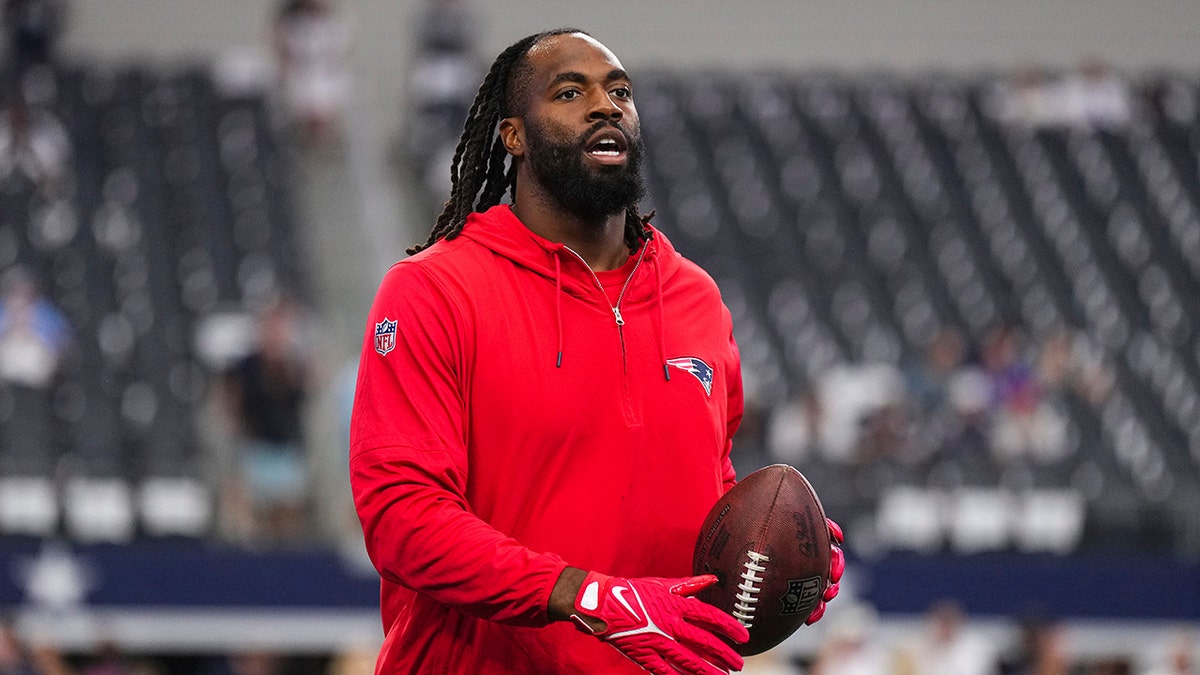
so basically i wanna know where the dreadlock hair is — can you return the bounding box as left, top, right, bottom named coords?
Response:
left=407, top=28, right=655, bottom=256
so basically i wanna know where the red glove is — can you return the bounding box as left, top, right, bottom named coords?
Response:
left=804, top=517, right=846, bottom=625
left=571, top=571, right=749, bottom=675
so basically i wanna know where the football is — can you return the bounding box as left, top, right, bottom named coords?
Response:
left=692, top=464, right=831, bottom=656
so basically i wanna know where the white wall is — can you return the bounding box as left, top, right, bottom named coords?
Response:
left=473, top=0, right=1200, bottom=74
left=59, top=0, right=1200, bottom=74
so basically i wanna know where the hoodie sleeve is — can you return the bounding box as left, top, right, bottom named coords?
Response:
left=350, top=261, right=567, bottom=626
left=721, top=312, right=744, bottom=494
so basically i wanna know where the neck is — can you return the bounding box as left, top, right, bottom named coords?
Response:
left=512, top=182, right=631, bottom=271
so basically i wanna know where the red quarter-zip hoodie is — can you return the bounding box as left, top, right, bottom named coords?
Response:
left=350, top=204, right=743, bottom=674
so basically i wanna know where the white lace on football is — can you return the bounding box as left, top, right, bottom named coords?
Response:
left=732, top=550, right=770, bottom=628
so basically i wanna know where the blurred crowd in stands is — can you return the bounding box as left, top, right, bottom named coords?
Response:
left=4, top=606, right=1196, bottom=675
left=794, top=602, right=1196, bottom=675
left=1, top=615, right=380, bottom=675
left=757, top=322, right=1112, bottom=473
left=0, top=0, right=333, bottom=547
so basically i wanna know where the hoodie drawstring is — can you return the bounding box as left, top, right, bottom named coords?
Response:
left=554, top=253, right=564, bottom=368
left=553, top=237, right=668, bottom=381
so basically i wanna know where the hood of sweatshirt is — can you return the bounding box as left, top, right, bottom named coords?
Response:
left=456, top=204, right=682, bottom=303
left=456, top=204, right=685, bottom=376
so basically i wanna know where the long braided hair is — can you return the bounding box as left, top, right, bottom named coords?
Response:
left=407, top=28, right=653, bottom=255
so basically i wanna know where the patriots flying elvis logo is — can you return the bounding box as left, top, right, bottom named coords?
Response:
left=666, top=357, right=714, bottom=396
left=374, top=318, right=397, bottom=356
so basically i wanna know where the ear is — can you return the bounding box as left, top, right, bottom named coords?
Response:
left=499, top=117, right=525, bottom=157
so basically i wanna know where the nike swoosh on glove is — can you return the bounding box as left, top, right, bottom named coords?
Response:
left=804, top=517, right=846, bottom=625
left=571, top=571, right=749, bottom=675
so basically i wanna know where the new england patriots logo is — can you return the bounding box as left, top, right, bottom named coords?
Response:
left=667, top=357, right=714, bottom=396
left=374, top=318, right=397, bottom=356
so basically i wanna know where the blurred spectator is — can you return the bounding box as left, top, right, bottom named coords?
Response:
left=904, top=328, right=966, bottom=422
left=0, top=618, right=37, bottom=675
left=0, top=619, right=70, bottom=675
left=325, top=645, right=377, bottom=675
left=999, top=616, right=1070, bottom=675
left=813, top=362, right=906, bottom=464
left=1142, top=629, right=1197, bottom=675
left=0, top=94, right=71, bottom=196
left=902, top=328, right=970, bottom=464
left=1090, top=659, right=1134, bottom=675
left=0, top=266, right=68, bottom=390
left=78, top=641, right=135, bottom=675
left=809, top=603, right=891, bottom=675
left=981, top=324, right=1067, bottom=465
left=202, top=652, right=284, bottom=675
left=1037, top=326, right=1113, bottom=408
left=401, top=0, right=482, bottom=208
left=993, top=57, right=1131, bottom=129
left=982, top=324, right=1038, bottom=417
left=994, top=64, right=1063, bottom=128
left=218, top=298, right=314, bottom=543
left=271, top=0, right=352, bottom=152
left=906, top=600, right=997, bottom=675
left=929, top=349, right=994, bottom=479
left=900, top=331, right=985, bottom=489
left=3, top=0, right=65, bottom=89
left=1059, top=57, right=1132, bottom=129
left=768, top=387, right=827, bottom=466
left=855, top=398, right=913, bottom=465
left=740, top=651, right=800, bottom=675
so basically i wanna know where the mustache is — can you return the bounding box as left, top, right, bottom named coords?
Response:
left=575, top=119, right=638, bottom=149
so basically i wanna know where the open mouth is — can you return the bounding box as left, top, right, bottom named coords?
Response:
left=584, top=128, right=629, bottom=165
left=588, top=138, right=623, bottom=157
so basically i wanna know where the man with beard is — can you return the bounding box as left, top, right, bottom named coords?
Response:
left=350, top=29, right=843, bottom=674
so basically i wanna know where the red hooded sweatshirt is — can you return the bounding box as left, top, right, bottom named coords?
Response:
left=350, top=204, right=743, bottom=674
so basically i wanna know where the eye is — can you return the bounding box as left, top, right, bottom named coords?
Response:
left=611, top=86, right=632, bottom=99
left=556, top=89, right=581, bottom=100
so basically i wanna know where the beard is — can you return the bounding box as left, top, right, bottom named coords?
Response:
left=522, top=118, right=647, bottom=221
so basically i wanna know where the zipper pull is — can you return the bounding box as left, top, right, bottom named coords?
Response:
left=612, top=306, right=625, bottom=326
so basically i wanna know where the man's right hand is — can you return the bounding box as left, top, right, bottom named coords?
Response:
left=804, top=517, right=846, bottom=625
left=567, top=570, right=748, bottom=675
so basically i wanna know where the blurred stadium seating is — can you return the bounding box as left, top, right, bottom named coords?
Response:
left=2, top=61, right=1195, bottom=553
left=635, top=70, right=1200, bottom=558
left=0, top=63, right=307, bottom=542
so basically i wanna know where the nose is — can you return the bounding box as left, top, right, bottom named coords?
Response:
left=587, top=90, right=622, bottom=122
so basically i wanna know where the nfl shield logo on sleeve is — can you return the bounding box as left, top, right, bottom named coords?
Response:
left=374, top=318, right=397, bottom=356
